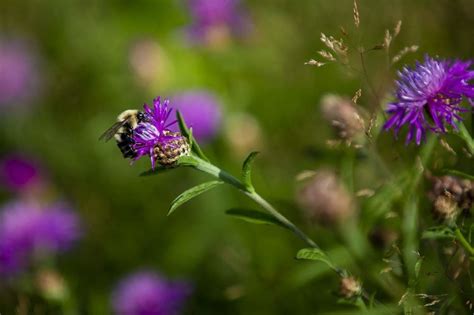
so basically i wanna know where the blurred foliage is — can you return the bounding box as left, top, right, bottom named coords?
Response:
left=0, top=0, right=473, bottom=314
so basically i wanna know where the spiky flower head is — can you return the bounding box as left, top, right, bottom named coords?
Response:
left=111, top=271, right=191, bottom=315
left=384, top=55, right=474, bottom=144
left=132, top=97, right=190, bottom=169
left=0, top=200, right=81, bottom=275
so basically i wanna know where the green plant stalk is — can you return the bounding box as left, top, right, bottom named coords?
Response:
left=402, top=197, right=418, bottom=281
left=457, top=121, right=474, bottom=155
left=454, top=228, right=474, bottom=256
left=179, top=155, right=391, bottom=305
left=188, top=156, right=320, bottom=249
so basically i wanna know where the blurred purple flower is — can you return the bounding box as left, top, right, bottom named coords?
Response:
left=0, top=154, right=42, bottom=192
left=186, top=0, right=251, bottom=44
left=171, top=91, right=222, bottom=143
left=111, top=271, right=191, bottom=315
left=0, top=39, right=39, bottom=107
left=384, top=55, right=474, bottom=144
left=0, top=200, right=81, bottom=274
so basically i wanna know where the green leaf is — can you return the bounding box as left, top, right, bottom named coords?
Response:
left=422, top=226, right=455, bottom=240
left=225, top=208, right=286, bottom=228
left=168, top=180, right=223, bottom=215
left=241, top=151, right=259, bottom=190
left=176, top=111, right=209, bottom=161
left=296, top=248, right=336, bottom=270
left=444, top=169, right=474, bottom=181
left=176, top=110, right=192, bottom=139
left=456, top=121, right=474, bottom=155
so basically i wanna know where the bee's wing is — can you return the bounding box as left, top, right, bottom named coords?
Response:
left=98, top=119, right=130, bottom=142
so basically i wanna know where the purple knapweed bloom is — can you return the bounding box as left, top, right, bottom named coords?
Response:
left=0, top=154, right=42, bottom=192
left=185, top=0, right=251, bottom=44
left=131, top=97, right=189, bottom=169
left=0, top=200, right=81, bottom=274
left=171, top=91, right=222, bottom=143
left=384, top=55, right=474, bottom=144
left=111, top=271, right=191, bottom=315
left=0, top=39, right=39, bottom=107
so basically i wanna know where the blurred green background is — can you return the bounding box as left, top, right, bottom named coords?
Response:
left=0, top=0, right=473, bottom=313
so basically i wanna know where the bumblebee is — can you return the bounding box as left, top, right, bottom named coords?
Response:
left=99, top=110, right=148, bottom=158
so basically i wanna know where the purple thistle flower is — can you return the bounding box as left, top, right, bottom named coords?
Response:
left=132, top=97, right=190, bottom=169
left=185, top=0, right=251, bottom=44
left=0, top=200, right=81, bottom=274
left=0, top=39, right=40, bottom=107
left=0, top=154, right=42, bottom=192
left=170, top=91, right=222, bottom=143
left=111, top=271, right=192, bottom=315
left=384, top=55, right=474, bottom=144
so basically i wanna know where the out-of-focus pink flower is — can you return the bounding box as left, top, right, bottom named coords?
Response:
left=0, top=38, right=40, bottom=107
left=111, top=271, right=192, bottom=315
left=0, top=200, right=81, bottom=275
left=171, top=91, right=222, bottom=144
left=185, top=0, right=252, bottom=47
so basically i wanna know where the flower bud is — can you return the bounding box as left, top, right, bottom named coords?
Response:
left=224, top=112, right=263, bottom=158
left=428, top=175, right=473, bottom=221
left=321, top=94, right=365, bottom=142
left=129, top=39, right=170, bottom=90
left=339, top=276, right=362, bottom=299
left=297, top=170, right=355, bottom=225
left=35, top=269, right=68, bottom=301
left=433, top=195, right=458, bottom=221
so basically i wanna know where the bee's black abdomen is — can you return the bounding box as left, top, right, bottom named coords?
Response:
left=117, top=142, right=136, bottom=158
left=116, top=132, right=137, bottom=159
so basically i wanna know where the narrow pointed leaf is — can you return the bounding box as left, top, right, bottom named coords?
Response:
left=242, top=151, right=259, bottom=189
left=169, top=180, right=223, bottom=215
left=225, top=208, right=287, bottom=229
left=176, top=111, right=209, bottom=161
left=296, top=248, right=336, bottom=270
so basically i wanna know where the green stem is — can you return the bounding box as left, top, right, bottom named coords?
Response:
left=189, top=156, right=319, bottom=249
left=245, top=192, right=319, bottom=249
left=454, top=228, right=474, bottom=256
left=361, top=144, right=392, bottom=179
left=457, top=121, right=474, bottom=155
